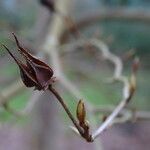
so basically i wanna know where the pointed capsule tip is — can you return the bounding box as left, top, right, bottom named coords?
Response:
left=2, top=44, right=21, bottom=66
left=12, top=32, right=21, bottom=48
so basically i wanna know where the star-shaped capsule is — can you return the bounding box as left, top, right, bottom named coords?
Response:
left=2, top=33, right=54, bottom=90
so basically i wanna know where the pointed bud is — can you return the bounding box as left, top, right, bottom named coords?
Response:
left=76, top=100, right=86, bottom=125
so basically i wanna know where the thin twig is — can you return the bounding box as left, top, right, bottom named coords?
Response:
left=49, top=86, right=83, bottom=133
left=92, top=89, right=131, bottom=139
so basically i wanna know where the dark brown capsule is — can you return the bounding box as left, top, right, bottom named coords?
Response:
left=2, top=33, right=54, bottom=91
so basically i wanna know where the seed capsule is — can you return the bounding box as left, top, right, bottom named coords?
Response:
left=2, top=33, right=54, bottom=91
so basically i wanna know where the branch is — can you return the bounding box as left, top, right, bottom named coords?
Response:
left=60, top=38, right=137, bottom=140
left=61, top=8, right=150, bottom=40
left=49, top=86, right=94, bottom=142
left=93, top=105, right=150, bottom=122
left=0, top=79, right=24, bottom=106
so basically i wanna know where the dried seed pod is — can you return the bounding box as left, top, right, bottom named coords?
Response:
left=76, top=100, right=86, bottom=125
left=2, top=33, right=54, bottom=91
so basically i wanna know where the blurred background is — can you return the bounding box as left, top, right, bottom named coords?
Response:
left=0, top=0, right=150, bottom=150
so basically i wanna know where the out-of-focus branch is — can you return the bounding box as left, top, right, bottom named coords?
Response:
left=61, top=38, right=123, bottom=78
left=0, top=79, right=24, bottom=106
left=78, top=9, right=150, bottom=25
left=93, top=105, right=150, bottom=122
left=61, top=8, right=150, bottom=41
left=60, top=38, right=137, bottom=140
left=92, top=84, right=132, bottom=139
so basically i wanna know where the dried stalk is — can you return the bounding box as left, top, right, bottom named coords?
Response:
left=49, top=86, right=84, bottom=134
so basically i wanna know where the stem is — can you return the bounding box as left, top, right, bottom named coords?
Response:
left=48, top=86, right=84, bottom=135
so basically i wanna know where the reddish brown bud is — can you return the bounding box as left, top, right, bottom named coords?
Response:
left=76, top=100, right=86, bottom=125
left=2, top=33, right=54, bottom=91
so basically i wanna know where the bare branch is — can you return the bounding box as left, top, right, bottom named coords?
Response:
left=60, top=38, right=136, bottom=140
left=0, top=79, right=24, bottom=106
left=61, top=8, right=150, bottom=40
left=93, top=105, right=150, bottom=122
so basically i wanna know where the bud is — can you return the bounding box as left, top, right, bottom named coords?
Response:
left=76, top=100, right=86, bottom=125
